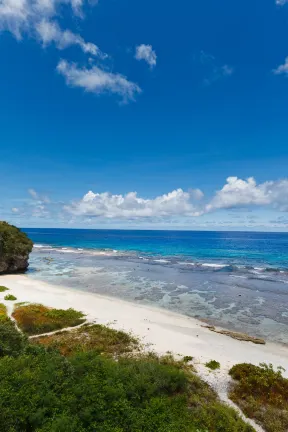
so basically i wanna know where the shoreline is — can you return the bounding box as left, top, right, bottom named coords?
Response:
left=1, top=274, right=288, bottom=374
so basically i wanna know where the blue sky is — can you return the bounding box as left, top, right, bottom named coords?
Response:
left=1, top=0, right=288, bottom=230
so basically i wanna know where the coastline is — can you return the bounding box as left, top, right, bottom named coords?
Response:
left=1, top=274, right=288, bottom=375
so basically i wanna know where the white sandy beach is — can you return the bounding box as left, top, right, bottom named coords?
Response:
left=1, top=273, right=288, bottom=431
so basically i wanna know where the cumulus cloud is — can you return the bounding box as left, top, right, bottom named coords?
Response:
left=206, top=177, right=288, bottom=212
left=57, top=60, right=141, bottom=102
left=12, top=177, right=288, bottom=224
left=64, top=188, right=203, bottom=219
left=65, top=177, right=288, bottom=220
left=135, top=44, right=157, bottom=68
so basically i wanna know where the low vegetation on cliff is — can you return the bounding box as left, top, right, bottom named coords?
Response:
left=0, top=222, right=33, bottom=274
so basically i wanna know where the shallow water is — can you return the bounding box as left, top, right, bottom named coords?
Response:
left=24, top=228, right=288, bottom=345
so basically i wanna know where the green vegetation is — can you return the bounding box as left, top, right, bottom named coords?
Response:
left=0, top=285, right=9, bottom=292
left=12, top=303, right=86, bottom=335
left=0, top=222, right=33, bottom=273
left=205, top=360, right=220, bottom=370
left=0, top=303, right=255, bottom=432
left=0, top=303, right=8, bottom=321
left=4, top=294, right=17, bottom=301
left=32, top=323, right=140, bottom=357
left=183, top=355, right=193, bottom=363
left=229, top=362, right=288, bottom=432
left=0, top=318, right=27, bottom=357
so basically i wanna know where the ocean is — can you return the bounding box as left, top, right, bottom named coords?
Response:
left=23, top=228, right=288, bottom=344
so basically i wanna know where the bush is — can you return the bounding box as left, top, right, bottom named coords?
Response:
left=205, top=360, right=220, bottom=370
left=0, top=318, right=27, bottom=357
left=0, top=285, right=9, bottom=292
left=13, top=304, right=86, bottom=335
left=229, top=363, right=288, bottom=432
left=4, top=294, right=17, bottom=301
left=0, top=348, right=254, bottom=432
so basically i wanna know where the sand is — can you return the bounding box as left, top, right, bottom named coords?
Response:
left=1, top=273, right=288, bottom=431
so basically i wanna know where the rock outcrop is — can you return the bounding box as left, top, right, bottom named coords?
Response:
left=0, top=222, right=33, bottom=274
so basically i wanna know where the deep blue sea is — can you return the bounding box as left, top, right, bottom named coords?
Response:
left=23, top=228, right=288, bottom=344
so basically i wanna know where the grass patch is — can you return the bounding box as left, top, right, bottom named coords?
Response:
left=0, top=303, right=8, bottom=321
left=32, top=323, right=140, bottom=357
left=12, top=303, right=86, bottom=335
left=205, top=360, right=221, bottom=370
left=0, top=286, right=9, bottom=292
left=4, top=294, right=17, bottom=301
left=229, top=362, right=288, bottom=432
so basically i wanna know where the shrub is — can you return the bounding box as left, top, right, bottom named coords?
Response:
left=0, top=286, right=9, bottom=292
left=183, top=355, right=193, bottom=363
left=0, top=348, right=254, bottom=432
left=12, top=304, right=86, bottom=335
left=229, top=363, right=288, bottom=432
left=0, top=318, right=27, bottom=357
left=205, top=360, right=220, bottom=370
left=4, top=294, right=17, bottom=301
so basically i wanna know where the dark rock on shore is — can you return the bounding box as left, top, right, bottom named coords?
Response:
left=0, top=222, right=33, bottom=274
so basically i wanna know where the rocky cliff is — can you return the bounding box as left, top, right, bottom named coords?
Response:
left=0, top=222, right=33, bottom=274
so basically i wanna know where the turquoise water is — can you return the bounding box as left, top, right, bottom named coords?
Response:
left=24, top=228, right=288, bottom=268
left=23, top=229, right=288, bottom=344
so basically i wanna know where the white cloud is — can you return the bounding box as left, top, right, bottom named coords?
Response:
left=35, top=19, right=102, bottom=56
left=64, top=188, right=203, bottom=219
left=13, top=177, right=288, bottom=225
left=0, top=0, right=95, bottom=54
left=57, top=59, right=141, bottom=101
left=135, top=44, right=157, bottom=68
left=273, top=57, right=288, bottom=75
left=206, top=177, right=288, bottom=212
left=276, top=0, right=288, bottom=5
left=0, top=0, right=143, bottom=101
